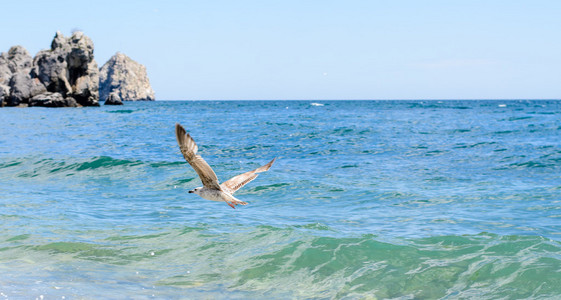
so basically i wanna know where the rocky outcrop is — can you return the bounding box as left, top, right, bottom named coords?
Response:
left=33, top=31, right=99, bottom=106
left=1, top=32, right=100, bottom=107
left=99, top=52, right=155, bottom=101
left=1, top=32, right=154, bottom=107
left=104, top=92, right=123, bottom=105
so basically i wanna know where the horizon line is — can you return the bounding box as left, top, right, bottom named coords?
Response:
left=148, top=98, right=561, bottom=101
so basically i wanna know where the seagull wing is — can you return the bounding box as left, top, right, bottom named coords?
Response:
left=175, top=123, right=221, bottom=190
left=221, top=158, right=276, bottom=194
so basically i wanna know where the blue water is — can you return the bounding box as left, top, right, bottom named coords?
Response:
left=1, top=100, right=561, bottom=299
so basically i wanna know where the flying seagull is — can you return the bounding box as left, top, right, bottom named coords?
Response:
left=175, top=123, right=276, bottom=209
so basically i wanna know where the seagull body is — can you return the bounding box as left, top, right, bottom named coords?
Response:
left=175, top=123, right=275, bottom=209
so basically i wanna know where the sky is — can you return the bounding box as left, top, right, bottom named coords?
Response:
left=1, top=0, right=560, bottom=100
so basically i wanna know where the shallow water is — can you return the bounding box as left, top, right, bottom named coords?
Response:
left=1, top=100, right=561, bottom=299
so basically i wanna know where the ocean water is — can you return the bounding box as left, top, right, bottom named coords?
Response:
left=1, top=100, right=561, bottom=299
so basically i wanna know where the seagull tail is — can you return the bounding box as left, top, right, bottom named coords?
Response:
left=226, top=199, right=248, bottom=209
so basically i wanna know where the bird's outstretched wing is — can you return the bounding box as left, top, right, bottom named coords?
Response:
left=175, top=123, right=221, bottom=190
left=221, top=158, right=276, bottom=194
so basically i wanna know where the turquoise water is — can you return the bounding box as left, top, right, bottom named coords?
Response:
left=1, top=100, right=561, bottom=299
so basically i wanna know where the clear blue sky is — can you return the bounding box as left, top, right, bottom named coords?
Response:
left=1, top=0, right=560, bottom=100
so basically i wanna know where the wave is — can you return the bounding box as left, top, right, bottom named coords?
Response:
left=3, top=227, right=561, bottom=298
left=106, top=109, right=135, bottom=114
left=507, top=160, right=558, bottom=169
left=0, top=156, right=190, bottom=182
left=453, top=141, right=497, bottom=149
left=493, top=152, right=561, bottom=170
left=0, top=156, right=285, bottom=193
left=3, top=156, right=144, bottom=178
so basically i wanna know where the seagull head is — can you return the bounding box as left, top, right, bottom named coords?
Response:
left=189, top=187, right=202, bottom=195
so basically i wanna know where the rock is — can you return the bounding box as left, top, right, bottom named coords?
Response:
left=7, top=72, right=46, bottom=106
left=6, top=46, right=33, bottom=74
left=33, top=31, right=99, bottom=106
left=0, top=46, right=35, bottom=106
left=33, top=48, right=71, bottom=96
left=104, top=92, right=123, bottom=105
left=99, top=52, right=155, bottom=101
left=29, top=92, right=78, bottom=107
left=0, top=46, right=33, bottom=84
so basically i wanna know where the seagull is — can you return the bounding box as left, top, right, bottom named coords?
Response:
left=175, top=123, right=276, bottom=209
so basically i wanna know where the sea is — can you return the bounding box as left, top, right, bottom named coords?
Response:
left=1, top=100, right=561, bottom=299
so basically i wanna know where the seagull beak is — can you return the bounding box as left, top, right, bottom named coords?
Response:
left=188, top=190, right=194, bottom=193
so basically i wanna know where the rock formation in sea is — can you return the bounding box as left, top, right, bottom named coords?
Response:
left=33, top=31, right=100, bottom=106
left=1, top=32, right=154, bottom=107
left=99, top=52, right=155, bottom=101
left=0, top=31, right=100, bottom=107
left=104, top=92, right=123, bottom=105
